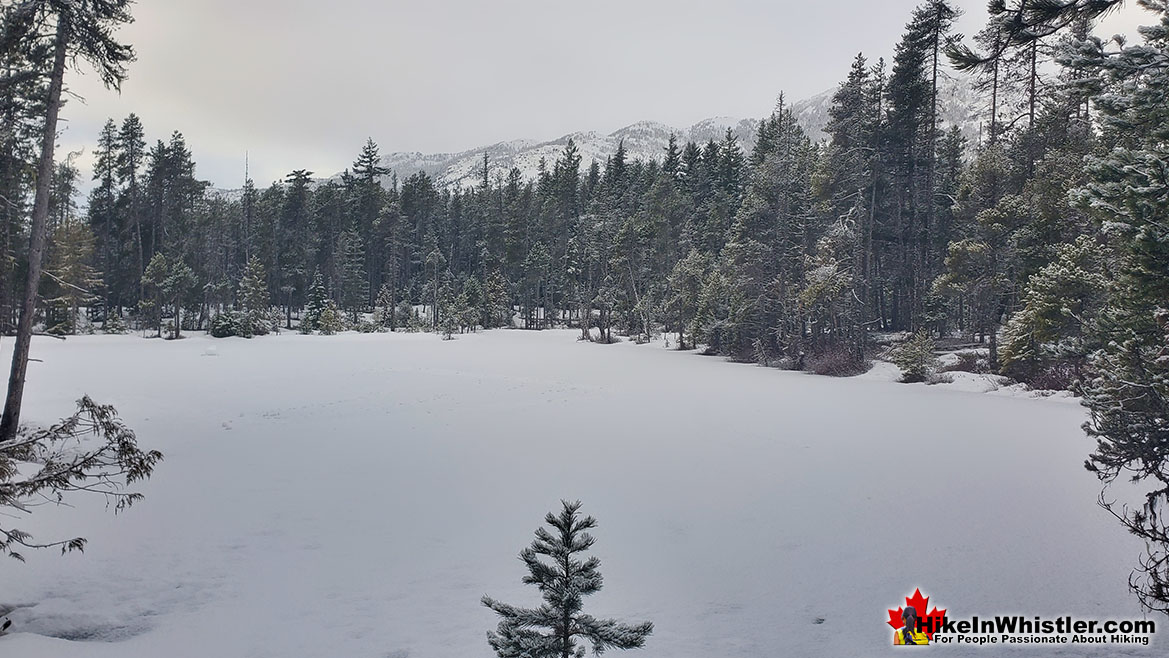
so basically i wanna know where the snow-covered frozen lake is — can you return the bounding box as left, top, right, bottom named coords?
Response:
left=0, top=330, right=1160, bottom=656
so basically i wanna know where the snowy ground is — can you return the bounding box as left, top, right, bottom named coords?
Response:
left=0, top=330, right=1160, bottom=657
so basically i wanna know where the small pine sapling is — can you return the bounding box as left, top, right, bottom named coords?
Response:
left=482, top=500, right=653, bottom=658
left=891, top=331, right=941, bottom=383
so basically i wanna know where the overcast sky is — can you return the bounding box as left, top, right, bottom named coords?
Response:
left=56, top=0, right=1151, bottom=192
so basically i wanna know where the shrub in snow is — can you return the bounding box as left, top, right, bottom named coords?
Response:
left=353, top=318, right=383, bottom=334
left=891, top=331, right=940, bottom=383
left=209, top=312, right=243, bottom=338
left=102, top=313, right=127, bottom=335
left=211, top=310, right=271, bottom=338
left=926, top=372, right=955, bottom=385
left=404, top=308, right=428, bottom=333
left=316, top=302, right=345, bottom=336
left=438, top=312, right=459, bottom=340
left=1027, top=362, right=1079, bottom=392
left=301, top=269, right=328, bottom=332
left=807, top=345, right=871, bottom=377
left=482, top=500, right=653, bottom=658
left=939, top=351, right=988, bottom=374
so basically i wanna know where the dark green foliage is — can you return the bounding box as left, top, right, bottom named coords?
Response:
left=1075, top=4, right=1169, bottom=615
left=316, top=300, right=345, bottom=335
left=45, top=215, right=102, bottom=335
left=208, top=311, right=248, bottom=338
left=239, top=256, right=271, bottom=337
left=335, top=228, right=367, bottom=321
left=482, top=501, right=653, bottom=658
left=302, top=269, right=328, bottom=332
left=891, top=331, right=940, bottom=382
left=1000, top=235, right=1106, bottom=382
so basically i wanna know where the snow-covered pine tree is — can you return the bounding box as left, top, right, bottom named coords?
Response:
left=239, top=256, right=270, bottom=337
left=375, top=284, right=395, bottom=328
left=316, top=300, right=344, bottom=335
left=140, top=252, right=168, bottom=337
left=1072, top=2, right=1169, bottom=615
left=302, top=269, right=328, bottom=333
left=485, top=270, right=512, bottom=329
left=999, top=235, right=1106, bottom=384
left=335, top=228, right=367, bottom=322
left=482, top=500, right=653, bottom=658
left=891, top=330, right=940, bottom=383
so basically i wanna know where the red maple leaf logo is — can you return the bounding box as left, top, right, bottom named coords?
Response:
left=887, top=588, right=948, bottom=640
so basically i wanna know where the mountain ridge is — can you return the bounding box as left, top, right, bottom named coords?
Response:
left=359, top=75, right=979, bottom=190
left=211, top=76, right=980, bottom=198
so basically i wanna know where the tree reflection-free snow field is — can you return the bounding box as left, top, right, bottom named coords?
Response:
left=1, top=330, right=1159, bottom=657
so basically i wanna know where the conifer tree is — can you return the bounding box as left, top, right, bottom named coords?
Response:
left=349, top=139, right=388, bottom=303
left=239, top=255, right=270, bottom=337
left=89, top=118, right=120, bottom=313
left=117, top=113, right=147, bottom=300
left=333, top=228, right=367, bottom=322
left=485, top=270, right=512, bottom=329
left=666, top=250, right=709, bottom=350
left=999, top=235, right=1105, bottom=382
left=302, top=268, right=328, bottom=332
left=1073, top=3, right=1169, bottom=614
left=316, top=300, right=344, bottom=335
left=374, top=283, right=395, bottom=328
left=891, top=330, right=941, bottom=382
left=662, top=133, right=681, bottom=179
left=885, top=0, right=960, bottom=329
left=45, top=217, right=102, bottom=334
left=277, top=169, right=314, bottom=323
left=140, top=252, right=167, bottom=337
left=482, top=500, right=653, bottom=658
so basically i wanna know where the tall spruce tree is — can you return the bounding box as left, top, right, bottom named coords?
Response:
left=884, top=0, right=960, bottom=330
left=89, top=118, right=120, bottom=314
left=349, top=139, right=388, bottom=304
left=116, top=112, right=147, bottom=301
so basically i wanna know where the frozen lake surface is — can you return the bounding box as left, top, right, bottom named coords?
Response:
left=0, top=330, right=1160, bottom=656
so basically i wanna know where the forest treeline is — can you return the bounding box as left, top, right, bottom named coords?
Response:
left=3, top=2, right=1113, bottom=383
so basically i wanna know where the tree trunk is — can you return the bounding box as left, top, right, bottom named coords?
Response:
left=989, top=326, right=999, bottom=372
left=173, top=295, right=182, bottom=339
left=1, top=18, right=68, bottom=443
left=989, top=53, right=1000, bottom=145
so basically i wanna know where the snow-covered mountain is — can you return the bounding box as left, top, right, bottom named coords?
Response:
left=206, top=77, right=983, bottom=199
left=364, top=117, right=761, bottom=191
left=356, top=76, right=981, bottom=191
